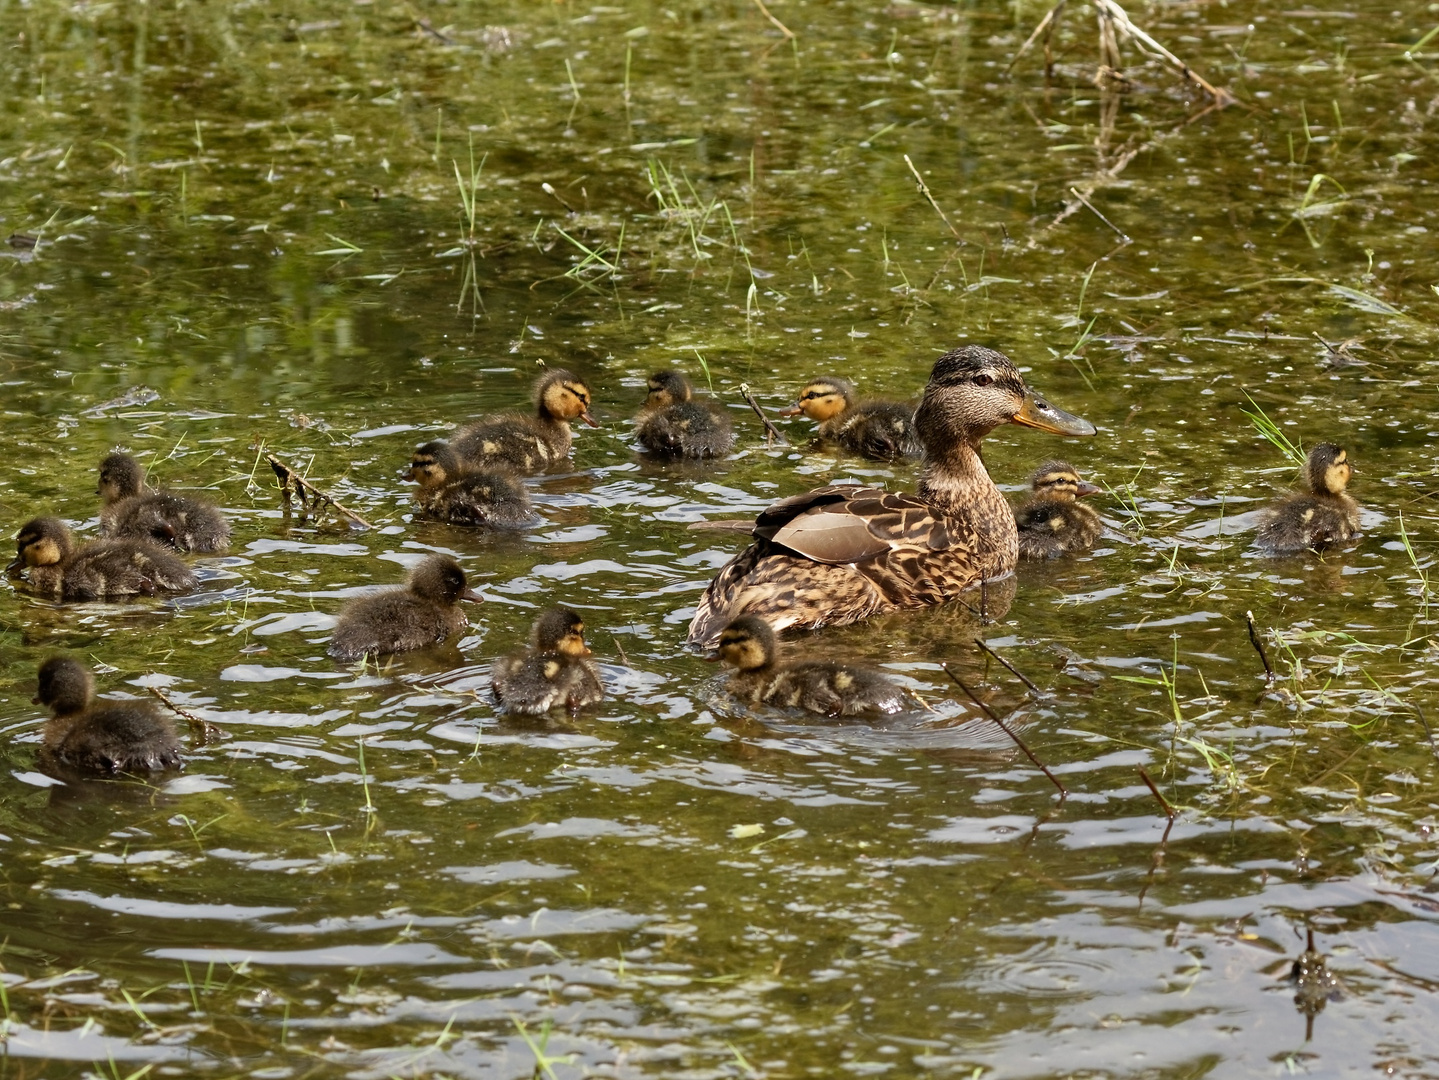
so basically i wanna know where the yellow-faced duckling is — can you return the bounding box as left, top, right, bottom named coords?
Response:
left=687, top=346, right=1095, bottom=646
left=710, top=615, right=908, bottom=716
left=97, top=452, right=231, bottom=553
left=1254, top=442, right=1360, bottom=554
left=778, top=375, right=921, bottom=461
left=406, top=441, right=536, bottom=529
left=8, top=516, right=198, bottom=601
left=33, top=656, right=183, bottom=775
left=492, top=606, right=604, bottom=715
left=634, top=370, right=735, bottom=459
left=451, top=369, right=598, bottom=474
left=1015, top=460, right=1103, bottom=560
left=328, top=554, right=483, bottom=661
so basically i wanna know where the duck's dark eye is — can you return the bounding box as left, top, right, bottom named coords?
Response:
left=973, top=373, right=993, bottom=387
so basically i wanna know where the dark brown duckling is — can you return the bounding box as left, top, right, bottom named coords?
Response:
left=1015, top=460, right=1103, bottom=560
left=7, top=516, right=198, bottom=601
left=778, top=375, right=921, bottom=460
left=33, top=656, right=183, bottom=775
left=634, top=370, right=735, bottom=459
left=451, top=368, right=598, bottom=474
left=405, top=441, right=537, bottom=529
left=492, top=606, right=604, bottom=715
left=97, top=452, right=231, bottom=553
left=328, top=554, right=483, bottom=661
left=710, top=615, right=909, bottom=717
left=1254, top=442, right=1360, bottom=554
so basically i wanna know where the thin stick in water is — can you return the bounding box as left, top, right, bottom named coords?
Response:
left=903, top=155, right=962, bottom=240
left=148, top=685, right=228, bottom=744
left=267, top=453, right=374, bottom=530
left=1136, top=766, right=1175, bottom=819
left=942, top=664, right=1067, bottom=797
left=738, top=383, right=787, bottom=444
left=611, top=634, right=631, bottom=667
left=1414, top=703, right=1439, bottom=761
left=1069, top=186, right=1130, bottom=242
left=973, top=638, right=1045, bottom=699
left=1245, top=610, right=1275, bottom=683
left=751, top=0, right=795, bottom=40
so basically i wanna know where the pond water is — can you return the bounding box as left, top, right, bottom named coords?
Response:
left=2, top=0, right=1438, bottom=1076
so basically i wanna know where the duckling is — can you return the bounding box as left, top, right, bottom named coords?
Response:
left=451, top=369, right=598, bottom=473
left=1255, top=443, right=1360, bottom=554
left=710, top=615, right=909, bottom=716
left=7, top=516, right=198, bottom=601
left=97, top=452, right=231, bottom=553
left=687, top=345, right=1095, bottom=646
left=33, top=656, right=183, bottom=775
left=778, top=376, right=921, bottom=460
left=634, top=370, right=735, bottom=459
left=405, top=441, right=536, bottom=529
left=1015, top=460, right=1103, bottom=560
left=492, top=606, right=604, bottom=715
left=328, top=554, right=483, bottom=661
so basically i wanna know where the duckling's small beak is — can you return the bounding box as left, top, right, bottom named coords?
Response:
left=399, top=466, right=417, bottom=482
left=459, top=587, right=485, bottom=603
left=1012, top=392, right=1096, bottom=437
left=579, top=410, right=600, bottom=428
left=776, top=404, right=803, bottom=417
left=701, top=651, right=720, bottom=663
left=1075, top=481, right=1103, bottom=497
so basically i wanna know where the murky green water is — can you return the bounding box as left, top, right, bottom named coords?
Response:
left=2, top=0, right=1439, bottom=1075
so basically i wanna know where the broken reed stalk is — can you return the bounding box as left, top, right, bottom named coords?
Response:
left=751, top=0, right=795, bottom=41
left=738, top=383, right=787, bottom=444
left=902, top=154, right=962, bottom=240
left=1069, top=187, right=1130, bottom=241
left=1005, top=0, right=1068, bottom=75
left=1245, top=610, right=1275, bottom=684
left=267, top=453, right=374, bottom=529
left=148, top=685, right=227, bottom=743
left=942, top=664, right=1067, bottom=797
left=973, top=638, right=1045, bottom=699
left=1413, top=703, right=1439, bottom=761
left=1136, top=766, right=1175, bottom=819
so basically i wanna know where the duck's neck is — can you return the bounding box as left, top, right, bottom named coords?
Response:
left=919, top=437, right=1018, bottom=576
left=536, top=413, right=573, bottom=454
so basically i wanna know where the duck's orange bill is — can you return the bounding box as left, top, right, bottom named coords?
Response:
left=776, top=404, right=803, bottom=417
left=1012, top=392, right=1096, bottom=437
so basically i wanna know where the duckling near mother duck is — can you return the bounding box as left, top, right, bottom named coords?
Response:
left=686, top=346, right=1095, bottom=646
left=405, top=441, right=537, bottom=529
left=8, top=516, right=198, bottom=601
left=1015, top=460, right=1103, bottom=560
left=1254, top=442, right=1360, bottom=554
left=97, top=452, right=231, bottom=553
left=32, top=656, right=184, bottom=775
left=634, top=370, right=735, bottom=459
left=328, top=554, right=484, bottom=661
left=710, top=614, right=909, bottom=717
left=778, top=375, right=921, bottom=461
left=492, top=606, right=604, bottom=715
left=451, top=369, right=598, bottom=474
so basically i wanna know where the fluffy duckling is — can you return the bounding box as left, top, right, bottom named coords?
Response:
left=406, top=441, right=536, bottom=529
left=778, top=376, right=921, bottom=460
left=1015, top=460, right=1103, bottom=560
left=710, top=615, right=909, bottom=717
left=97, top=452, right=231, bottom=553
left=33, top=656, right=183, bottom=775
left=7, top=517, right=198, bottom=601
left=634, top=370, right=735, bottom=459
left=492, top=607, right=604, bottom=715
left=328, top=554, right=483, bottom=661
left=451, top=369, right=598, bottom=473
left=1255, top=442, right=1360, bottom=554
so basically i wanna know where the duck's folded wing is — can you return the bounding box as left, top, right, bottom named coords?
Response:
left=760, top=487, right=968, bottom=566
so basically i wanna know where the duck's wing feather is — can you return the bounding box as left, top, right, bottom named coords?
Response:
left=757, top=486, right=969, bottom=565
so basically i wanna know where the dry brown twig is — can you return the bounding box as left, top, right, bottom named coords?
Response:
left=267, top=453, right=374, bottom=529
left=738, top=384, right=787, bottom=444
left=752, top=0, right=795, bottom=41
left=943, top=664, right=1067, bottom=798
left=148, top=685, right=228, bottom=744
left=902, top=155, right=962, bottom=240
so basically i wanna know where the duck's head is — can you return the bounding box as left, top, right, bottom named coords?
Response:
left=643, top=371, right=694, bottom=411
left=1030, top=460, right=1102, bottom=500
left=98, top=452, right=147, bottom=503
left=407, top=554, right=484, bottom=605
left=406, top=441, right=460, bottom=489
left=778, top=376, right=855, bottom=422
left=536, top=369, right=599, bottom=428
left=533, top=606, right=591, bottom=657
left=34, top=656, right=94, bottom=717
left=708, top=615, right=777, bottom=672
left=8, top=517, right=72, bottom=574
left=1306, top=443, right=1354, bottom=496
left=914, top=346, right=1094, bottom=457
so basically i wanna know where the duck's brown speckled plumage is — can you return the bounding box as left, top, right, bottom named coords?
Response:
left=1254, top=442, right=1360, bottom=554
left=634, top=370, right=734, bottom=459
left=686, top=346, right=1095, bottom=646
left=492, top=607, right=603, bottom=715
left=406, top=441, right=536, bottom=528
left=1015, top=460, right=1103, bottom=560
left=451, top=369, right=597, bottom=474
left=7, top=516, right=199, bottom=601
left=97, top=452, right=231, bottom=553
left=34, top=656, right=184, bottom=775
left=328, top=554, right=483, bottom=661
left=779, top=376, right=920, bottom=460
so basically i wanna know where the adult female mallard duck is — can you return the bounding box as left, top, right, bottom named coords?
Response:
left=492, top=606, right=603, bottom=714
left=1254, top=442, right=1360, bottom=554
left=686, top=345, right=1095, bottom=646
left=97, top=452, right=231, bottom=553
left=328, top=554, right=483, bottom=661
left=405, top=441, right=536, bottom=528
left=1015, top=460, right=1103, bottom=560
left=33, top=656, right=184, bottom=775
left=778, top=375, right=921, bottom=460
left=710, top=615, right=909, bottom=716
left=7, top=517, right=198, bottom=600
left=451, top=369, right=598, bottom=473
left=634, top=370, right=735, bottom=459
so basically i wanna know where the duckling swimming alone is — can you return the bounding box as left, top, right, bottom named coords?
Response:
left=7, top=516, right=198, bottom=601
left=634, top=370, right=735, bottom=459
left=1015, top=460, right=1103, bottom=560
left=1254, top=442, right=1360, bottom=554
left=97, top=452, right=231, bottom=553
left=710, top=615, right=909, bottom=716
left=778, top=376, right=921, bottom=460
left=492, top=606, right=604, bottom=715
left=406, top=441, right=536, bottom=528
left=451, top=369, right=598, bottom=473
left=33, top=656, right=183, bottom=775
left=328, top=554, right=483, bottom=661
